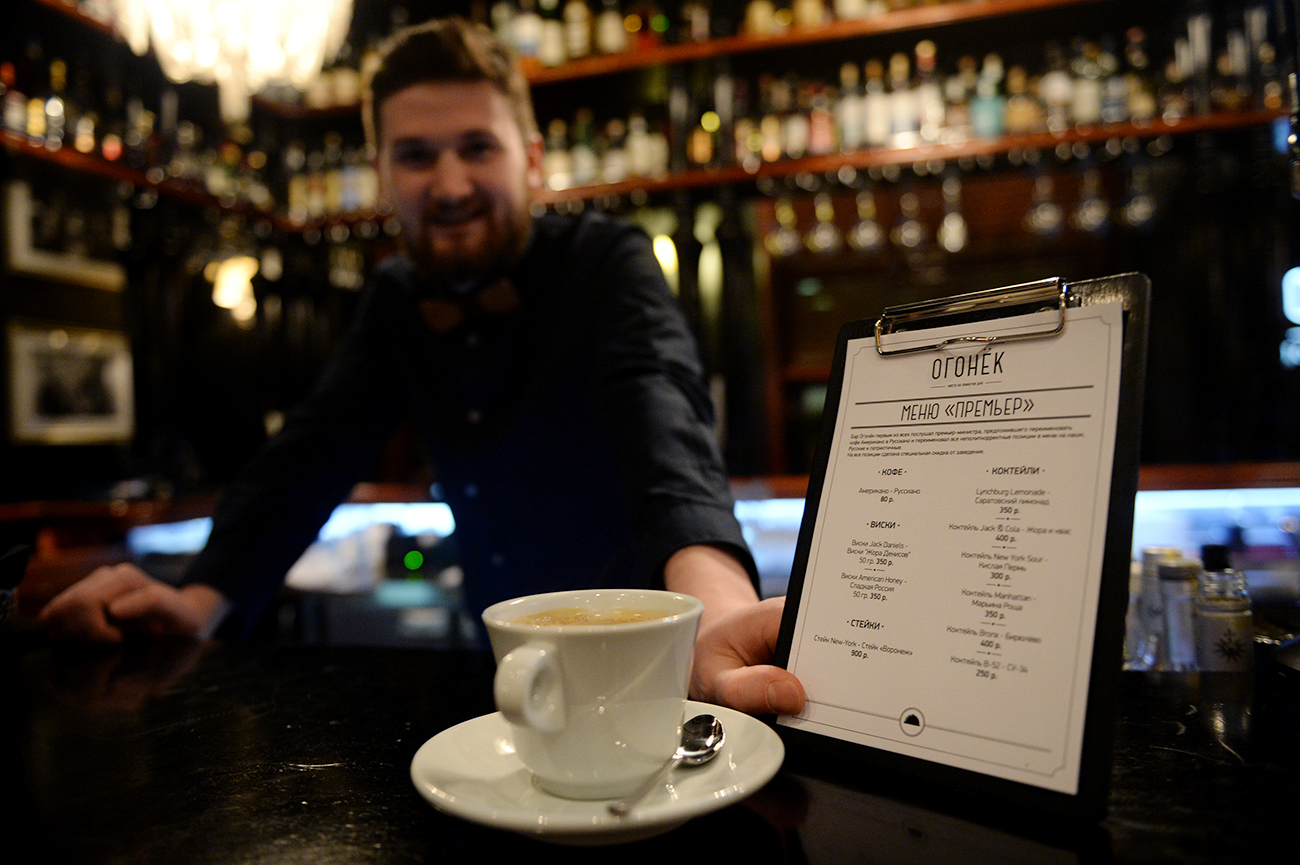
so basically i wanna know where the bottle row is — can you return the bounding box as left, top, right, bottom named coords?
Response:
left=487, top=0, right=1078, bottom=72
left=5, top=2, right=1283, bottom=221
left=538, top=8, right=1283, bottom=190
left=758, top=156, right=1166, bottom=259
left=0, top=39, right=390, bottom=221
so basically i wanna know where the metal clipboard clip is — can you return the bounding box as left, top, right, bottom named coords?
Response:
left=874, top=277, right=1069, bottom=356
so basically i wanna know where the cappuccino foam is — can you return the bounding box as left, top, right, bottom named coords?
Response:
left=510, top=607, right=668, bottom=626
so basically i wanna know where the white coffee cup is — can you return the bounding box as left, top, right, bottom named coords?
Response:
left=481, top=588, right=704, bottom=799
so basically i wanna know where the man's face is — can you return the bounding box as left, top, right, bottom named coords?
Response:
left=376, top=80, right=544, bottom=283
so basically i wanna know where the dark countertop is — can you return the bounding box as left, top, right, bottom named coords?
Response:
left=3, top=634, right=1297, bottom=864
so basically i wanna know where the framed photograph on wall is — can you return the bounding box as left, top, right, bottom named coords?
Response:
left=7, top=321, right=135, bottom=445
left=3, top=179, right=127, bottom=291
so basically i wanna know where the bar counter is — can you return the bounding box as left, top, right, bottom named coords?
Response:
left=3, top=633, right=1297, bottom=864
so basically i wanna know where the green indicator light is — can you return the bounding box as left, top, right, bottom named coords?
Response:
left=404, top=550, right=424, bottom=571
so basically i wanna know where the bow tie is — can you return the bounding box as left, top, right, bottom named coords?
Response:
left=418, top=278, right=521, bottom=334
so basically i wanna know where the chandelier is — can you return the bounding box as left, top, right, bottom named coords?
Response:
left=110, top=0, right=355, bottom=122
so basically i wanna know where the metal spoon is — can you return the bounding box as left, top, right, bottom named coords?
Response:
left=607, top=713, right=725, bottom=817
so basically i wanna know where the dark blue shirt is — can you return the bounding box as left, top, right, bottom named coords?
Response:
left=183, top=211, right=756, bottom=634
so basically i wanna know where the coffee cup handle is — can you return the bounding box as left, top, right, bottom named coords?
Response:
left=494, top=643, right=566, bottom=733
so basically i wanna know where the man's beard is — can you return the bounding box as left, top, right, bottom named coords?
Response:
left=405, top=197, right=533, bottom=285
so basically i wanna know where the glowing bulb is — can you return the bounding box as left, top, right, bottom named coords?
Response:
left=1282, top=267, right=1300, bottom=324
left=652, top=234, right=678, bottom=293
left=211, top=255, right=259, bottom=309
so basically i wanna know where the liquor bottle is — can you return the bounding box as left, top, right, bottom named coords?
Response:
left=600, top=117, right=628, bottom=182
left=156, top=88, right=180, bottom=171
left=833, top=0, right=871, bottom=20
left=123, top=96, right=157, bottom=170
left=1159, top=54, right=1191, bottom=122
left=937, top=174, right=967, bottom=253
left=323, top=132, right=345, bottom=215
left=942, top=55, right=977, bottom=143
left=69, top=62, right=98, bottom=155
left=806, top=81, right=835, bottom=156
left=913, top=40, right=944, bottom=145
left=891, top=190, right=924, bottom=249
left=280, top=140, right=306, bottom=222
left=1003, top=65, right=1044, bottom=134
left=1, top=62, right=26, bottom=135
left=304, top=148, right=327, bottom=218
left=969, top=54, right=1005, bottom=139
left=791, top=0, right=827, bottom=29
left=167, top=120, right=205, bottom=189
left=667, top=66, right=690, bottom=173
left=1039, top=42, right=1074, bottom=133
left=594, top=0, right=627, bottom=54
left=1024, top=172, right=1063, bottom=238
left=680, top=0, right=710, bottom=41
left=862, top=59, right=890, bottom=148
left=756, top=75, right=783, bottom=161
left=242, top=144, right=273, bottom=210
left=1070, top=165, right=1111, bottom=236
left=99, top=73, right=125, bottom=162
left=544, top=117, right=572, bottom=189
left=764, top=197, right=801, bottom=257
left=1185, top=6, right=1214, bottom=115
left=538, top=0, right=567, bottom=67
left=836, top=62, right=864, bottom=152
left=1195, top=545, right=1254, bottom=673
left=563, top=0, right=593, bottom=60
left=626, top=111, right=652, bottom=177
left=711, top=61, right=736, bottom=166
left=354, top=148, right=380, bottom=213
left=1070, top=40, right=1103, bottom=127
left=43, top=58, right=67, bottom=150
left=569, top=108, right=599, bottom=185
left=514, top=0, right=544, bottom=65
left=491, top=0, right=519, bottom=50
left=1123, top=27, right=1158, bottom=123
left=780, top=76, right=809, bottom=159
left=846, top=188, right=883, bottom=252
left=887, top=52, right=919, bottom=147
left=1098, top=37, right=1129, bottom=124
left=1246, top=6, right=1284, bottom=110
left=646, top=115, right=670, bottom=177
left=1119, top=162, right=1157, bottom=230
left=23, top=38, right=47, bottom=143
left=339, top=145, right=362, bottom=214
left=744, top=0, right=778, bottom=36
left=1210, top=27, right=1250, bottom=112
left=804, top=192, right=841, bottom=253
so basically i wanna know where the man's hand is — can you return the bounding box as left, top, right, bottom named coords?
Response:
left=691, top=596, right=806, bottom=716
left=38, top=564, right=229, bottom=643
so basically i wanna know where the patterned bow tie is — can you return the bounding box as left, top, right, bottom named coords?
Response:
left=418, top=278, right=521, bottom=334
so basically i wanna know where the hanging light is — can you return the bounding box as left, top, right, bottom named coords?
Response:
left=111, top=0, right=355, bottom=122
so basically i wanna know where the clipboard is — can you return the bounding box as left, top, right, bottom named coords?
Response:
left=773, top=273, right=1150, bottom=823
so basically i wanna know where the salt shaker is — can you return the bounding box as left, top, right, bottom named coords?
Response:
left=1126, top=546, right=1181, bottom=670
left=1157, top=558, right=1199, bottom=672
left=1194, top=544, right=1254, bottom=673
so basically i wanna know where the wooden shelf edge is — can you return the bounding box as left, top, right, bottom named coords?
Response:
left=1138, top=462, right=1300, bottom=491
left=535, top=109, right=1287, bottom=205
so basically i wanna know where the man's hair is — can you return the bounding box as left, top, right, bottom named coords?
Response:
left=361, top=17, right=538, bottom=154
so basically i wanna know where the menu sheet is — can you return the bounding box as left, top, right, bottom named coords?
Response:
left=780, top=302, right=1123, bottom=795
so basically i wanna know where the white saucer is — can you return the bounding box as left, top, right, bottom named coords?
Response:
left=410, top=700, right=784, bottom=845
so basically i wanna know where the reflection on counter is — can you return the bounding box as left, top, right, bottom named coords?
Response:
left=123, top=486, right=1300, bottom=648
